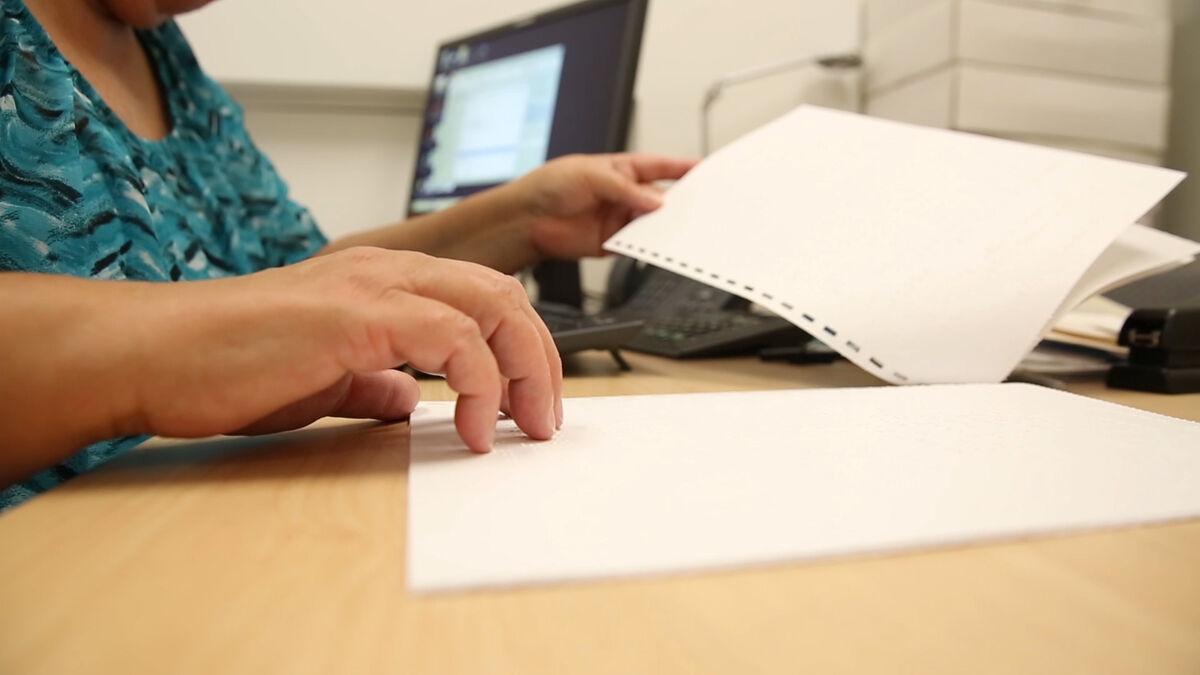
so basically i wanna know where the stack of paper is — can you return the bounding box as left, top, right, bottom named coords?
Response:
left=407, top=386, right=1200, bottom=592
left=604, top=106, right=1193, bottom=384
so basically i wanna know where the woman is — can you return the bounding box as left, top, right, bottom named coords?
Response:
left=0, top=0, right=695, bottom=508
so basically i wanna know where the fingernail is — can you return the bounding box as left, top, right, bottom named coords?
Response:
left=555, top=399, right=564, bottom=430
left=547, top=407, right=558, bottom=438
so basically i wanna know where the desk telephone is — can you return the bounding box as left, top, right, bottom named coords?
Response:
left=601, top=257, right=811, bottom=358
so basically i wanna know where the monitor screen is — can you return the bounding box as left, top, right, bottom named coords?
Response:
left=408, top=0, right=648, bottom=216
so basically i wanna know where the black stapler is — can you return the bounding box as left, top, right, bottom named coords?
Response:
left=1106, top=307, right=1200, bottom=394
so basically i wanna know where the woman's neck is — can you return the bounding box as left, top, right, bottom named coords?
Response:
left=24, top=0, right=173, bottom=140
left=26, top=0, right=135, bottom=56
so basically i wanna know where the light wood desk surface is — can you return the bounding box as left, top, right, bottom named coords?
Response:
left=1, top=352, right=1198, bottom=674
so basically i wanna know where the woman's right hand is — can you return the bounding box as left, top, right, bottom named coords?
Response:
left=134, top=246, right=563, bottom=450
left=1, top=247, right=562, bottom=483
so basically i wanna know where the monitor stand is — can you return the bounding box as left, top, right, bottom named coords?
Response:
left=533, top=259, right=583, bottom=309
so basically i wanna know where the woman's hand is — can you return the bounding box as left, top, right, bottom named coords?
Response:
left=0, top=248, right=562, bottom=483
left=132, top=247, right=563, bottom=449
left=506, top=153, right=698, bottom=260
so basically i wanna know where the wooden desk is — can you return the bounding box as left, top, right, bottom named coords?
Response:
left=1, top=353, right=1198, bottom=674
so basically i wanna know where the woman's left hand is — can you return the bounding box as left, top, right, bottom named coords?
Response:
left=506, top=153, right=698, bottom=260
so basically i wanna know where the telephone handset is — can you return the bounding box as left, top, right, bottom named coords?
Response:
left=602, top=256, right=811, bottom=358
left=609, top=255, right=739, bottom=312
left=605, top=256, right=742, bottom=312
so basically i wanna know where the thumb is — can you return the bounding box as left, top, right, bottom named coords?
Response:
left=592, top=169, right=663, bottom=213
left=236, top=370, right=421, bottom=435
left=327, top=369, right=422, bottom=421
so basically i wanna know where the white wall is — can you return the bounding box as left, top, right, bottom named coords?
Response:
left=243, top=109, right=419, bottom=239
left=183, top=1, right=862, bottom=298
left=1163, top=0, right=1200, bottom=241
left=180, top=0, right=573, bottom=88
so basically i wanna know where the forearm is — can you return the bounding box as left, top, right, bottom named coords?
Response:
left=0, top=273, right=144, bottom=485
left=317, top=183, right=540, bottom=274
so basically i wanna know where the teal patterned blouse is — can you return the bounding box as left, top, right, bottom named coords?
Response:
left=0, top=0, right=328, bottom=510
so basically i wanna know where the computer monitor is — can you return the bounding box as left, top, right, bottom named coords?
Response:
left=406, top=0, right=649, bottom=305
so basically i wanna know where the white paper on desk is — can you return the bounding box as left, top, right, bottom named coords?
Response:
left=603, top=106, right=1187, bottom=384
left=407, top=387, right=1200, bottom=592
left=1038, top=225, right=1199, bottom=353
left=1050, top=224, right=1200, bottom=333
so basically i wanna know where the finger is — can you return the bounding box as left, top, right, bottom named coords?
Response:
left=491, top=299, right=558, bottom=440
left=455, top=262, right=561, bottom=436
left=499, top=376, right=511, bottom=417
left=375, top=290, right=504, bottom=453
left=384, top=258, right=558, bottom=442
left=520, top=290, right=562, bottom=428
left=515, top=292, right=563, bottom=430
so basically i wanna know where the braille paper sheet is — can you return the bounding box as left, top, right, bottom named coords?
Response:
left=406, top=385, right=1200, bottom=592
